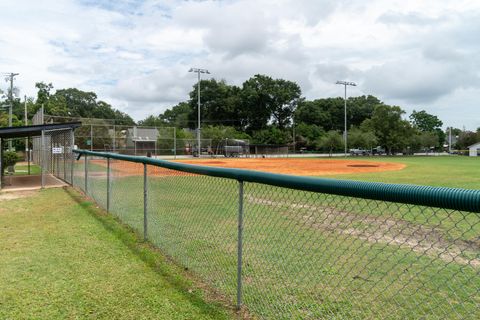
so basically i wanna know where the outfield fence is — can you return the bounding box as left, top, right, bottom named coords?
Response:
left=73, top=149, right=480, bottom=319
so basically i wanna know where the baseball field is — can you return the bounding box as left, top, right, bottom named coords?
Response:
left=78, top=155, right=479, bottom=319
left=3, top=155, right=478, bottom=319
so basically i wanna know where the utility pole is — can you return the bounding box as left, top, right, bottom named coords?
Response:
left=24, top=95, right=28, bottom=161
left=448, top=127, right=452, bottom=154
left=336, top=80, right=356, bottom=157
left=5, top=72, right=19, bottom=150
left=188, top=67, right=210, bottom=157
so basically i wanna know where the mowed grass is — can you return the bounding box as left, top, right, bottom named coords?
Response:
left=0, top=188, right=233, bottom=320
left=327, top=156, right=480, bottom=189
left=13, top=164, right=42, bottom=175
left=80, top=153, right=480, bottom=319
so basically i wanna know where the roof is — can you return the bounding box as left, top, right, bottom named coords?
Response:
left=0, top=122, right=82, bottom=139
left=127, top=127, right=159, bottom=141
left=467, top=142, right=480, bottom=148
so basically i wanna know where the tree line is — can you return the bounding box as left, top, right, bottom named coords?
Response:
left=1, top=75, right=479, bottom=153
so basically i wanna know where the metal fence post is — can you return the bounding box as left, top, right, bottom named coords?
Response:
left=70, top=130, right=75, bottom=185
left=173, top=127, right=177, bottom=159
left=143, top=163, right=148, bottom=241
left=236, top=180, right=244, bottom=310
left=84, top=154, right=88, bottom=194
left=107, top=157, right=111, bottom=213
left=41, top=130, right=45, bottom=188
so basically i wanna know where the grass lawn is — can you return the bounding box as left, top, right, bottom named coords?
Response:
left=327, top=156, right=480, bottom=189
left=72, top=156, right=480, bottom=319
left=13, top=164, right=42, bottom=175
left=0, top=188, right=233, bottom=320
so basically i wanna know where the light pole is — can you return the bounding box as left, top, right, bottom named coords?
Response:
left=188, top=68, right=210, bottom=157
left=4, top=72, right=19, bottom=150
left=336, top=80, right=356, bottom=156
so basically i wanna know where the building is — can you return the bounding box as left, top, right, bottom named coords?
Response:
left=126, top=127, right=159, bottom=155
left=468, top=142, right=480, bottom=157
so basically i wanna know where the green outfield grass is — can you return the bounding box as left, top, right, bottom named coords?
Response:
left=328, top=156, right=480, bottom=189
left=0, top=188, right=232, bottom=320
left=78, top=155, right=480, bottom=319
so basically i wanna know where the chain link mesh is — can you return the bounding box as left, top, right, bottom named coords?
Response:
left=73, top=154, right=480, bottom=319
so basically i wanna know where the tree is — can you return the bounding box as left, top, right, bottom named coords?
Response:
left=410, top=110, right=444, bottom=149
left=348, top=127, right=377, bottom=150
left=188, top=79, right=241, bottom=129
left=317, top=131, right=343, bottom=156
left=295, top=95, right=379, bottom=132
left=240, top=75, right=301, bottom=132
left=34, top=85, right=134, bottom=125
left=252, top=126, right=291, bottom=145
left=294, top=123, right=325, bottom=150
left=161, top=102, right=193, bottom=128
left=419, top=132, right=439, bottom=150
left=409, top=110, right=443, bottom=132
left=456, top=131, right=478, bottom=150
left=366, top=104, right=413, bottom=154
left=201, top=125, right=251, bottom=148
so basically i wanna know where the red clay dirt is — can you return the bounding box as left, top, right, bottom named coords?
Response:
left=91, top=158, right=405, bottom=177
left=176, top=158, right=405, bottom=176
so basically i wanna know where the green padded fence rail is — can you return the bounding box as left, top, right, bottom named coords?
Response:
left=74, top=149, right=480, bottom=213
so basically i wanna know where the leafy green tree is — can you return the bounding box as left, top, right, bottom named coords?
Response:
left=252, top=126, right=291, bottom=145
left=410, top=110, right=444, bottom=149
left=317, top=130, right=343, bottom=156
left=188, top=79, right=241, bottom=129
left=201, top=125, right=251, bottom=147
left=409, top=110, right=443, bottom=132
left=294, top=123, right=325, bottom=150
left=419, top=132, right=440, bottom=150
left=0, top=113, right=22, bottom=127
left=161, top=102, right=192, bottom=128
left=295, top=95, right=378, bottom=132
left=365, top=104, right=413, bottom=154
left=456, top=131, right=479, bottom=150
left=240, top=74, right=301, bottom=132
left=138, top=115, right=165, bottom=127
left=348, top=127, right=377, bottom=150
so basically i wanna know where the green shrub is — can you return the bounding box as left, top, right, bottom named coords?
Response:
left=2, top=151, right=20, bottom=169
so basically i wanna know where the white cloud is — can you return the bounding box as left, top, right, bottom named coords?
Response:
left=0, top=0, right=479, bottom=130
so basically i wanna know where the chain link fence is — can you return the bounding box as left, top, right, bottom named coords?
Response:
left=72, top=150, right=480, bottom=319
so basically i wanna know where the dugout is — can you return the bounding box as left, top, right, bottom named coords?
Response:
left=249, top=144, right=289, bottom=157
left=126, top=127, right=159, bottom=156
left=0, top=122, right=80, bottom=190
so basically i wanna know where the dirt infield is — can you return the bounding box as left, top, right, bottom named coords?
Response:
left=176, top=158, right=405, bottom=176
left=92, top=158, right=405, bottom=177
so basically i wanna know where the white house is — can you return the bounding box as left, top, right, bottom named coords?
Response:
left=468, top=142, right=480, bottom=157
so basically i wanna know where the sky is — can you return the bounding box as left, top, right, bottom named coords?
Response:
left=0, top=0, right=479, bottom=130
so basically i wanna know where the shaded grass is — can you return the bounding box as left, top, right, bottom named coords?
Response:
left=0, top=188, right=233, bottom=320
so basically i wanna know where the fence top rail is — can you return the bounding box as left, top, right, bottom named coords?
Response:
left=74, top=149, right=480, bottom=213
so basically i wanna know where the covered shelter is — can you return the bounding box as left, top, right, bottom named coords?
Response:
left=0, top=122, right=81, bottom=190
left=468, top=142, right=480, bottom=157
left=126, top=126, right=159, bottom=155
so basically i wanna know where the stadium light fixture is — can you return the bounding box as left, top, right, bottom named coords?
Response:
left=189, top=67, right=210, bottom=157
left=336, top=80, right=357, bottom=157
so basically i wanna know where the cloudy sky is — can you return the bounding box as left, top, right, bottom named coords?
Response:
left=1, top=0, right=479, bottom=129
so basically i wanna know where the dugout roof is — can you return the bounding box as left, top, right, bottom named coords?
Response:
left=0, top=122, right=81, bottom=139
